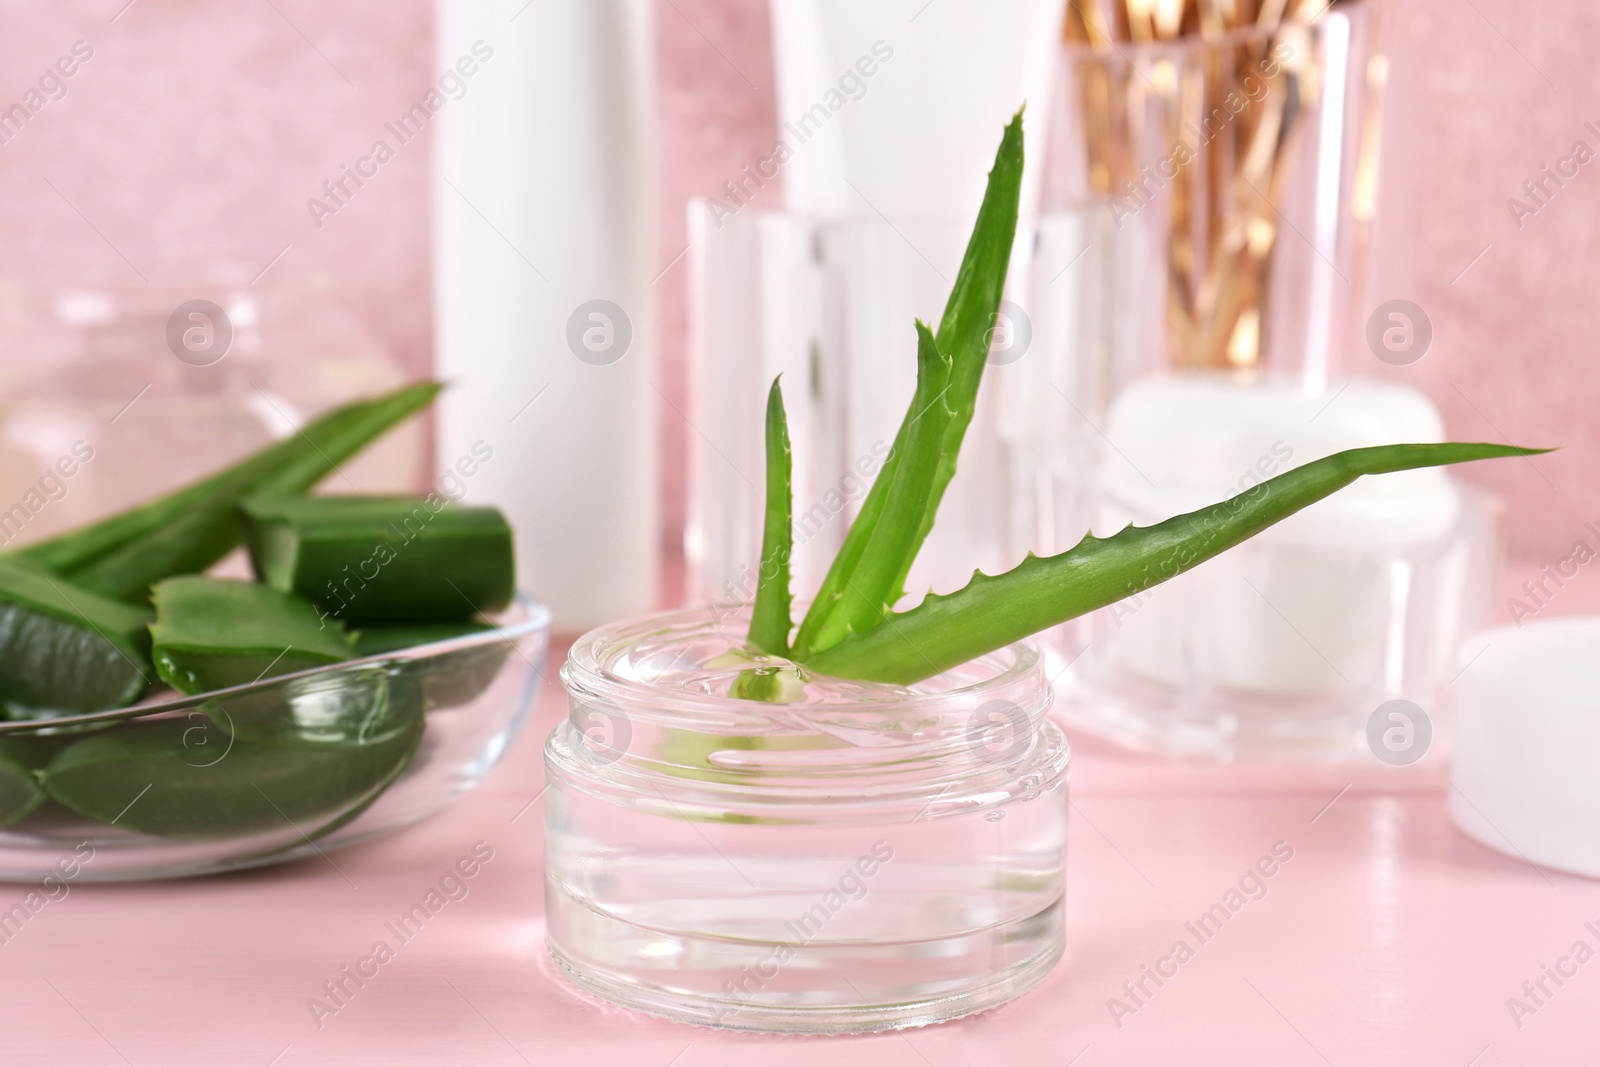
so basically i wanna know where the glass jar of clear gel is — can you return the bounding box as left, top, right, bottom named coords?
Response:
left=543, top=606, right=1069, bottom=1034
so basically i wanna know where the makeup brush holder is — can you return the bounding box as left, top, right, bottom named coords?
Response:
left=1028, top=4, right=1453, bottom=759
left=1040, top=0, right=1385, bottom=391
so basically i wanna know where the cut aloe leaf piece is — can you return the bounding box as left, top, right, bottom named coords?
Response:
left=234, top=706, right=426, bottom=860
left=403, top=642, right=513, bottom=711
left=353, top=621, right=514, bottom=710
left=240, top=495, right=514, bottom=625
left=0, top=558, right=153, bottom=714
left=202, top=663, right=422, bottom=746
left=352, top=621, right=495, bottom=657
left=0, top=738, right=49, bottom=827
left=150, top=577, right=354, bottom=695
left=40, top=708, right=423, bottom=840
left=360, top=632, right=512, bottom=712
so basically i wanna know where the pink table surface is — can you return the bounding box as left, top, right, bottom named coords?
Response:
left=4, top=559, right=1599, bottom=1066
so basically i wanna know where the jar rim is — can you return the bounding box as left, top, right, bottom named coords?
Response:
left=562, top=603, right=1045, bottom=722
left=552, top=606, right=1064, bottom=815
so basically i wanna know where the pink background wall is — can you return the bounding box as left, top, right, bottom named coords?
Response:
left=0, top=0, right=1591, bottom=561
left=1368, top=1, right=1600, bottom=562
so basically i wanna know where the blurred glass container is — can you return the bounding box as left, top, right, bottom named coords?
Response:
left=1033, top=3, right=1499, bottom=758
left=1060, top=378, right=1506, bottom=758
left=686, top=205, right=1109, bottom=611
left=0, top=277, right=426, bottom=555
left=1064, top=498, right=1499, bottom=759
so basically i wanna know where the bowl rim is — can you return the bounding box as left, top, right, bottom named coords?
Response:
left=0, top=594, right=551, bottom=735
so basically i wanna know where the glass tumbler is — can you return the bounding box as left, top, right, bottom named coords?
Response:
left=1040, top=1, right=1389, bottom=391
left=686, top=206, right=1111, bottom=615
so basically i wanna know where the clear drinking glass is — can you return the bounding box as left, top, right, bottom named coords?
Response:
left=543, top=606, right=1069, bottom=1033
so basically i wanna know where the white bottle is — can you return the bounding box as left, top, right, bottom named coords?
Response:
left=435, top=0, right=657, bottom=632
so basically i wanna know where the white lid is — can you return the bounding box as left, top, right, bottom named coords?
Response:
left=1451, top=617, right=1600, bottom=878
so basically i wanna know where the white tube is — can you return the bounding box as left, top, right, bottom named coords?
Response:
left=770, top=0, right=1065, bottom=218
left=435, top=0, right=658, bottom=632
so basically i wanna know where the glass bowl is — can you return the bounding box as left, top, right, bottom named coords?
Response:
left=0, top=597, right=549, bottom=881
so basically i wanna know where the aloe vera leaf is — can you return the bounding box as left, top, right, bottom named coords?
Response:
left=402, top=642, right=513, bottom=711
left=40, top=710, right=421, bottom=841
left=12, top=389, right=416, bottom=575
left=747, top=378, right=795, bottom=656
left=793, top=110, right=1024, bottom=657
left=234, top=705, right=426, bottom=860
left=352, top=621, right=514, bottom=711
left=352, top=620, right=494, bottom=657
left=0, top=557, right=153, bottom=713
left=0, top=740, right=47, bottom=827
left=241, top=496, right=514, bottom=624
left=250, top=384, right=440, bottom=504
left=805, top=443, right=1547, bottom=684
left=69, top=383, right=443, bottom=602
left=150, top=577, right=354, bottom=695
left=202, top=658, right=417, bottom=746
left=808, top=322, right=953, bottom=651
left=898, top=115, right=1026, bottom=603
left=728, top=664, right=805, bottom=703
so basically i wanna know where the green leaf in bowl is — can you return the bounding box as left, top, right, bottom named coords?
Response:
left=0, top=558, right=153, bottom=715
left=241, top=496, right=514, bottom=624
left=150, top=577, right=354, bottom=694
left=351, top=621, right=495, bottom=657
left=202, top=664, right=417, bottom=746
left=0, top=737, right=53, bottom=827
left=354, top=622, right=512, bottom=712
left=40, top=700, right=423, bottom=841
